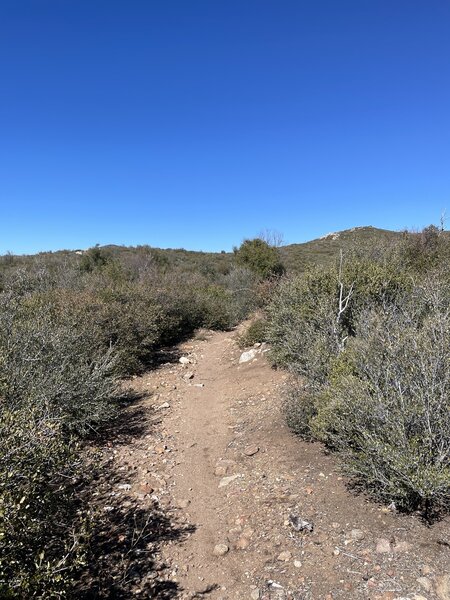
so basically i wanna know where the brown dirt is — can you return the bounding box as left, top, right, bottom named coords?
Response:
left=98, top=328, right=450, bottom=599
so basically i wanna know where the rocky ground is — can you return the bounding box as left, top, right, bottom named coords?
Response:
left=91, top=327, right=450, bottom=599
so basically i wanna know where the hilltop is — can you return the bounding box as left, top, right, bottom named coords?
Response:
left=280, top=225, right=404, bottom=272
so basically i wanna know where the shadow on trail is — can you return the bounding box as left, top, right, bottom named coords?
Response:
left=76, top=388, right=195, bottom=598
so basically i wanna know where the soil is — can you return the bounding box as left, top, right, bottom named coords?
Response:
left=93, top=327, right=450, bottom=599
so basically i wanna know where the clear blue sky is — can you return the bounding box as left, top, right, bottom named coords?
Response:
left=1, top=1, right=449, bottom=254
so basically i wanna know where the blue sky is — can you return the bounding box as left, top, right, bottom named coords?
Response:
left=1, top=1, right=449, bottom=254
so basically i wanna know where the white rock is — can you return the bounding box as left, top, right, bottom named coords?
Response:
left=213, top=543, right=229, bottom=556
left=239, top=349, right=257, bottom=364
left=218, top=474, right=241, bottom=488
left=179, top=356, right=190, bottom=364
left=157, top=402, right=170, bottom=409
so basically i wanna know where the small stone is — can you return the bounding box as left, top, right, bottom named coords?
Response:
left=236, top=536, right=250, bottom=550
left=178, top=499, right=190, bottom=509
left=294, top=560, right=302, bottom=568
left=376, top=538, right=391, bottom=553
left=250, top=589, right=260, bottom=600
left=277, top=551, right=292, bottom=562
left=157, top=402, right=170, bottom=409
left=244, top=445, right=259, bottom=456
left=218, top=474, right=241, bottom=488
left=213, top=544, right=229, bottom=557
left=183, top=372, right=194, bottom=380
left=117, top=483, right=131, bottom=491
left=179, top=356, right=190, bottom=364
left=422, top=565, right=433, bottom=576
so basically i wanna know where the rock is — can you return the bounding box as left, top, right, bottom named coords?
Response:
left=376, top=538, right=391, bottom=553
left=277, top=551, right=292, bottom=562
left=244, top=444, right=259, bottom=456
left=179, top=357, right=190, bottom=364
left=417, top=577, right=432, bottom=592
left=157, top=402, right=170, bottom=409
left=421, top=565, right=433, bottom=576
left=294, top=560, right=302, bottom=568
left=178, top=499, right=190, bottom=509
left=183, top=372, right=194, bottom=380
left=218, top=474, right=241, bottom=488
left=235, top=536, right=250, bottom=550
left=239, top=349, right=257, bottom=364
left=393, top=540, right=411, bottom=553
left=289, top=514, right=314, bottom=533
left=436, top=574, right=450, bottom=600
left=117, top=483, right=132, bottom=491
left=351, top=529, right=365, bottom=541
left=213, top=544, right=229, bottom=557
left=250, top=589, right=260, bottom=600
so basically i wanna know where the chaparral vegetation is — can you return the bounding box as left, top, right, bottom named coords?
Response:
left=1, top=226, right=449, bottom=597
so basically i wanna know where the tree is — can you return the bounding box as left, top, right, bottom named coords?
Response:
left=233, top=238, right=285, bottom=279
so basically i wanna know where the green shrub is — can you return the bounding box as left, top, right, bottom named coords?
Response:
left=312, top=294, right=450, bottom=513
left=266, top=270, right=338, bottom=386
left=238, top=317, right=268, bottom=348
left=282, top=379, right=317, bottom=440
left=223, top=267, right=259, bottom=324
left=267, top=257, right=409, bottom=385
left=0, top=287, right=117, bottom=596
left=233, top=238, right=285, bottom=279
left=269, top=254, right=450, bottom=515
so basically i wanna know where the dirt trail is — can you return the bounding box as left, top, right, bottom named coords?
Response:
left=111, top=328, right=449, bottom=600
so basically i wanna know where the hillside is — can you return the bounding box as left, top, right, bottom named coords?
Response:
left=280, top=225, right=404, bottom=273
left=1, top=225, right=404, bottom=275
left=3, top=225, right=449, bottom=278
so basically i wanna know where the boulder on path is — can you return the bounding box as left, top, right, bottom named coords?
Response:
left=213, top=543, right=229, bottom=557
left=239, top=349, right=257, bottom=364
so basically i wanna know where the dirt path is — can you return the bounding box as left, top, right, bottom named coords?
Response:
left=108, top=328, right=449, bottom=600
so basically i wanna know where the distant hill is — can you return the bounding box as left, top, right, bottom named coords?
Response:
left=4, top=225, right=448, bottom=276
left=280, top=226, right=406, bottom=273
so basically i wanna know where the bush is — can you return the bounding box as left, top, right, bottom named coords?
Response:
left=282, top=379, right=317, bottom=440
left=312, top=289, right=450, bottom=513
left=233, top=238, right=285, bottom=279
left=267, top=257, right=409, bottom=385
left=0, top=287, right=117, bottom=596
left=268, top=251, right=450, bottom=515
left=238, top=317, right=268, bottom=348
